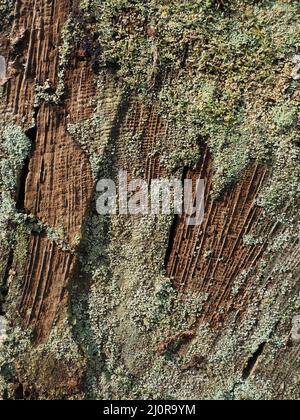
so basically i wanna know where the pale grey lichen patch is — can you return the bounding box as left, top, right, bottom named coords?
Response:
left=256, top=137, right=300, bottom=216
left=0, top=122, right=31, bottom=353
left=67, top=77, right=124, bottom=178
left=0, top=316, right=7, bottom=348
left=70, top=178, right=300, bottom=400
left=0, top=320, right=85, bottom=399
left=291, top=315, right=300, bottom=342
left=71, top=200, right=212, bottom=398
left=0, top=124, right=31, bottom=245
left=77, top=0, right=300, bottom=200
left=1, top=0, right=300, bottom=401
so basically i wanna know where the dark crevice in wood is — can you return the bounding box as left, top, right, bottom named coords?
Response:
left=242, top=341, right=267, bottom=380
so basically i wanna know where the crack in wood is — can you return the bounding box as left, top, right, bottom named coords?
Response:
left=242, top=342, right=267, bottom=380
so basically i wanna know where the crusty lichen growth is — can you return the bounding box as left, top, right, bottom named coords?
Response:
left=77, top=0, right=300, bottom=197
left=72, top=203, right=210, bottom=399
left=0, top=0, right=14, bottom=31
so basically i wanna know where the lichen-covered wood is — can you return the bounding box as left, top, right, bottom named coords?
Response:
left=0, top=0, right=299, bottom=400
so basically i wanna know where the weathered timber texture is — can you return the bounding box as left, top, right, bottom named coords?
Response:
left=0, top=0, right=299, bottom=400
